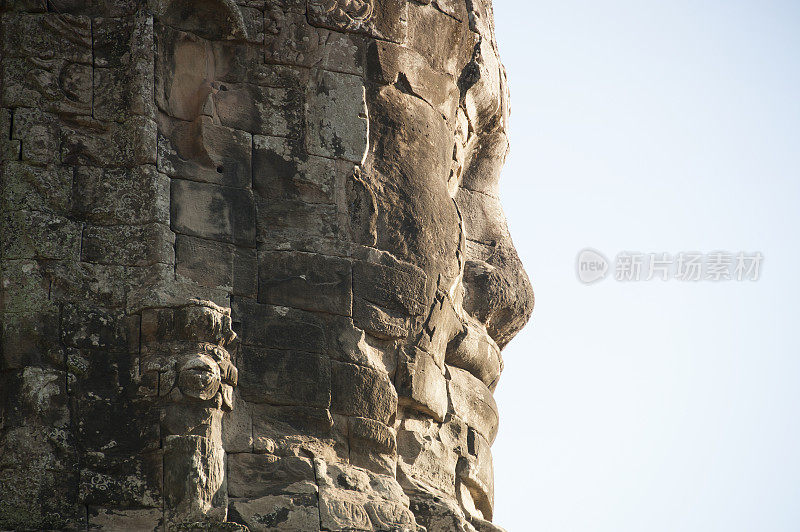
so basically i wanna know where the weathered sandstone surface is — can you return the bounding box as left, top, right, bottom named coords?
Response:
left=0, top=0, right=533, bottom=530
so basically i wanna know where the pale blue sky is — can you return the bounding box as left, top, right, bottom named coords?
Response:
left=492, top=1, right=800, bottom=530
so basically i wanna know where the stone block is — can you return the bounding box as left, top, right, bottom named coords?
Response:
left=93, top=13, right=153, bottom=69
left=228, top=494, right=320, bottom=532
left=257, top=250, right=352, bottom=315
left=158, top=116, right=252, bottom=188
left=446, top=366, right=498, bottom=444
left=238, top=345, right=331, bottom=408
left=396, top=348, right=448, bottom=422
left=252, top=404, right=334, bottom=450
left=172, top=300, right=236, bottom=346
left=396, top=415, right=461, bottom=497
left=351, top=255, right=428, bottom=339
left=29, top=0, right=140, bottom=17
left=461, top=37, right=504, bottom=131
left=463, top=428, right=494, bottom=510
left=82, top=223, right=175, bottom=267
left=421, top=294, right=463, bottom=367
left=0, top=0, right=47, bottom=12
left=155, top=24, right=258, bottom=120
left=318, top=492, right=372, bottom=532
left=73, top=393, right=159, bottom=453
left=0, top=366, right=70, bottom=429
left=1, top=310, right=63, bottom=370
left=255, top=196, right=340, bottom=243
left=227, top=454, right=316, bottom=499
left=0, top=161, right=72, bottom=215
left=61, top=304, right=135, bottom=352
left=430, top=0, right=469, bottom=21
left=455, top=188, right=506, bottom=246
left=330, top=361, right=397, bottom=424
left=253, top=134, right=336, bottom=204
left=332, top=321, right=399, bottom=375
left=365, top=39, right=459, bottom=120
left=314, top=459, right=416, bottom=531
left=232, top=298, right=326, bottom=354
left=306, top=0, right=408, bottom=44
left=238, top=6, right=264, bottom=43
left=213, top=82, right=302, bottom=137
left=140, top=307, right=175, bottom=346
left=352, top=297, right=409, bottom=339
left=0, top=259, right=52, bottom=315
left=364, top=499, right=418, bottom=531
left=1, top=57, right=92, bottom=115
left=264, top=11, right=365, bottom=74
left=349, top=416, right=396, bottom=455
left=458, top=128, right=507, bottom=197
left=152, top=0, right=250, bottom=40
left=175, top=234, right=257, bottom=296
left=214, top=43, right=294, bottom=86
left=171, top=179, right=256, bottom=246
left=65, top=346, right=117, bottom=396
left=342, top=163, right=379, bottom=247
left=460, top=247, right=533, bottom=349
left=306, top=70, right=368, bottom=163
left=79, top=451, right=163, bottom=508
left=72, top=165, right=170, bottom=226
left=44, top=261, right=128, bottom=309
left=10, top=107, right=59, bottom=165
left=163, top=435, right=227, bottom=524
left=1, top=210, right=81, bottom=260
left=0, top=422, right=81, bottom=530
left=406, top=493, right=474, bottom=532
left=348, top=416, right=398, bottom=476
left=94, top=64, right=157, bottom=122
left=1, top=13, right=92, bottom=63
left=125, top=263, right=231, bottom=315
left=445, top=322, right=502, bottom=390
left=406, top=0, right=476, bottom=76
left=222, top=392, right=253, bottom=453
left=60, top=116, right=158, bottom=168
left=87, top=507, right=163, bottom=531
left=93, top=12, right=156, bottom=119
left=160, top=404, right=223, bottom=440
left=352, top=259, right=427, bottom=316
left=0, top=109, right=18, bottom=160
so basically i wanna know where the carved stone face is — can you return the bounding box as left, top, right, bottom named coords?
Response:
left=0, top=0, right=531, bottom=530
left=154, top=0, right=533, bottom=529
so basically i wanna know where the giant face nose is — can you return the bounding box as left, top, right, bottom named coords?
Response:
left=455, top=129, right=534, bottom=349
left=454, top=41, right=534, bottom=349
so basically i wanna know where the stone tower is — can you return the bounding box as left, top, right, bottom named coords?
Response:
left=0, top=0, right=533, bottom=530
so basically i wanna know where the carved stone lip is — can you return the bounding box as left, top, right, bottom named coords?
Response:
left=445, top=314, right=503, bottom=392
left=457, top=456, right=494, bottom=522
left=447, top=365, right=499, bottom=444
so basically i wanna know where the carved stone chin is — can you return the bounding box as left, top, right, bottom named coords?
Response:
left=0, top=0, right=533, bottom=530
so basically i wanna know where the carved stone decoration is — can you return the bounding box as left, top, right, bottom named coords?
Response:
left=144, top=300, right=240, bottom=528
left=307, top=0, right=407, bottom=43
left=0, top=0, right=533, bottom=530
left=308, top=0, right=375, bottom=29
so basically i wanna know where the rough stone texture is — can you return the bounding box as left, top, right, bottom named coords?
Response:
left=0, top=0, right=533, bottom=530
